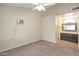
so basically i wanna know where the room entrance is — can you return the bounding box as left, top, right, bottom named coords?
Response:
left=55, top=12, right=79, bottom=49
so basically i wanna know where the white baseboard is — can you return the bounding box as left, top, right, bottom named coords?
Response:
left=0, top=39, right=40, bottom=52
left=41, top=39, right=56, bottom=43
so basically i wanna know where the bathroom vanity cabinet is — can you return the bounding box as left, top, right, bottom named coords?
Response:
left=60, top=33, right=78, bottom=43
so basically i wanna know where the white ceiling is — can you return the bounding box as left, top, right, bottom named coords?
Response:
left=1, top=3, right=36, bottom=8
left=1, top=3, right=55, bottom=9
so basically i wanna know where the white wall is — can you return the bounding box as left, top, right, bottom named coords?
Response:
left=0, top=5, right=41, bottom=52
left=41, top=15, right=56, bottom=43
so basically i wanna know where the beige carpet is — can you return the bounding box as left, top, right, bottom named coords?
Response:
left=0, top=40, right=79, bottom=56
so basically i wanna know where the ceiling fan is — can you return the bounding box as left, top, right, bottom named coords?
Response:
left=32, top=3, right=55, bottom=11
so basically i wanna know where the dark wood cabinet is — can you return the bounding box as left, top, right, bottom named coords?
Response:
left=60, top=33, right=78, bottom=43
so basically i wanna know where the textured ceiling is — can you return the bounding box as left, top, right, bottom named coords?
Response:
left=1, top=3, right=56, bottom=9
left=1, top=3, right=36, bottom=8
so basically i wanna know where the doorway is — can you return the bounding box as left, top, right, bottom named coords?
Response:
left=55, top=12, right=78, bottom=49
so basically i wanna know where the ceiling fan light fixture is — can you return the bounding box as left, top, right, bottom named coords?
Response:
left=36, top=6, right=42, bottom=11
left=32, top=3, right=56, bottom=11
left=39, top=5, right=46, bottom=11
left=32, top=5, right=46, bottom=11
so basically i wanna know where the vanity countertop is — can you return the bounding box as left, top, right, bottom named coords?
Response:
left=60, top=31, right=79, bottom=34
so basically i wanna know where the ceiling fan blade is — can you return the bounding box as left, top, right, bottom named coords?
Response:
left=32, top=5, right=42, bottom=11
left=32, top=3, right=40, bottom=5
left=32, top=5, right=46, bottom=11
left=39, top=5, right=46, bottom=11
